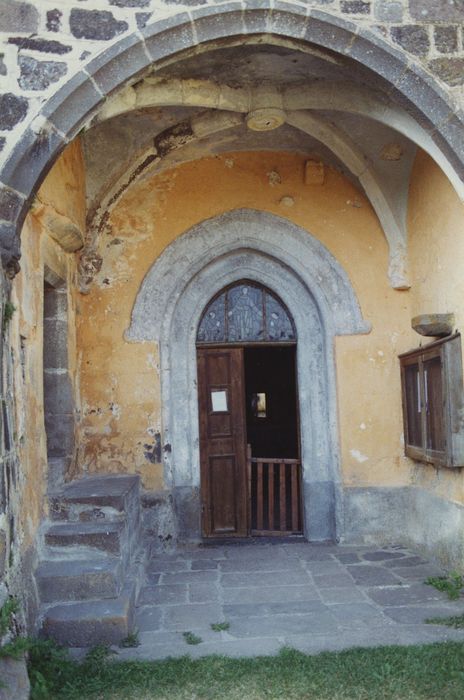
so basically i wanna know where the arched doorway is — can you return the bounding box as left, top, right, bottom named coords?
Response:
left=128, top=209, right=369, bottom=543
left=196, top=280, right=302, bottom=538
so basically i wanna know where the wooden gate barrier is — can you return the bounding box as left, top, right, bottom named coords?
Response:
left=247, top=446, right=302, bottom=535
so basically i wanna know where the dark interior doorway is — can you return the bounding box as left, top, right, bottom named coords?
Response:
left=244, top=346, right=302, bottom=535
left=244, top=346, right=298, bottom=459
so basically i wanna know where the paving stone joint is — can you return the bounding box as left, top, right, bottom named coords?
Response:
left=122, top=542, right=464, bottom=660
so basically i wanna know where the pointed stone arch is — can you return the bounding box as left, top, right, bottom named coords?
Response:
left=1, top=5, right=463, bottom=274
left=127, top=209, right=370, bottom=541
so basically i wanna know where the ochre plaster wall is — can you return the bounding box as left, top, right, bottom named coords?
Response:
left=76, top=151, right=414, bottom=492
left=37, top=139, right=86, bottom=234
left=405, top=149, right=464, bottom=506
left=10, top=140, right=83, bottom=552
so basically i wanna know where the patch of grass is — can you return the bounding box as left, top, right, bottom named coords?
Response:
left=0, top=635, right=32, bottom=659
left=426, top=613, right=464, bottom=629
left=119, top=632, right=140, bottom=648
left=28, top=639, right=79, bottom=700
left=182, top=631, right=202, bottom=645
left=211, top=621, right=230, bottom=632
left=26, top=640, right=464, bottom=699
left=425, top=572, right=464, bottom=600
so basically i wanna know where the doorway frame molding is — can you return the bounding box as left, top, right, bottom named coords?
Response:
left=127, top=208, right=370, bottom=541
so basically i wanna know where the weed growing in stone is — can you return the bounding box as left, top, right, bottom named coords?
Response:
left=119, top=632, right=140, bottom=648
left=2, top=301, right=16, bottom=331
left=425, top=571, right=464, bottom=600
left=211, top=621, right=230, bottom=632
left=182, top=631, right=202, bottom=645
left=426, top=613, right=464, bottom=628
left=0, top=596, right=18, bottom=636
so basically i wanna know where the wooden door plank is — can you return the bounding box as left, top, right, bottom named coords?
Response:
left=268, top=462, right=275, bottom=531
left=197, top=347, right=248, bottom=538
left=279, top=462, right=286, bottom=531
left=257, top=462, right=264, bottom=531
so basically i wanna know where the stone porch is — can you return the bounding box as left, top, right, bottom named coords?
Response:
left=114, top=541, right=464, bottom=660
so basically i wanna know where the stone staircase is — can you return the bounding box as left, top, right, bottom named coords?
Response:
left=36, top=474, right=143, bottom=647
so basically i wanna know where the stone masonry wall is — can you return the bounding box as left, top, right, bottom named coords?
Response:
left=0, top=0, right=463, bottom=167
left=0, top=264, right=34, bottom=630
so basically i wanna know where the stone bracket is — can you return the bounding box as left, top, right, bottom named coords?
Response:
left=31, top=199, right=84, bottom=253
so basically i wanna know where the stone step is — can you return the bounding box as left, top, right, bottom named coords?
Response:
left=44, top=520, right=127, bottom=557
left=49, top=475, right=140, bottom=525
left=41, top=579, right=136, bottom=647
left=36, top=558, right=122, bottom=603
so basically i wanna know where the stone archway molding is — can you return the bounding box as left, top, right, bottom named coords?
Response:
left=1, top=4, right=463, bottom=273
left=127, top=209, right=370, bottom=342
left=127, top=209, right=370, bottom=542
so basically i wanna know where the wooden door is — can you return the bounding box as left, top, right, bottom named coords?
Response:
left=197, top=347, right=248, bottom=537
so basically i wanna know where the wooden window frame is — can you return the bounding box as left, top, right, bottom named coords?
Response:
left=399, top=333, right=464, bottom=468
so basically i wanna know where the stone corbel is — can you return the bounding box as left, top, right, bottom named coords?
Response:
left=31, top=198, right=84, bottom=253
left=388, top=241, right=410, bottom=291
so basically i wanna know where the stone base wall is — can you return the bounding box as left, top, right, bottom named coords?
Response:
left=142, top=482, right=464, bottom=572
left=344, top=485, right=464, bottom=570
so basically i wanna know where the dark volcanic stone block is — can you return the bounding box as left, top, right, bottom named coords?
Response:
left=347, top=564, right=402, bottom=586
left=8, top=37, right=71, bottom=55
left=52, top=474, right=140, bottom=515
left=0, top=93, right=29, bottom=131
left=434, top=26, right=458, bottom=54
left=19, top=56, right=67, bottom=91
left=110, top=0, right=150, bottom=5
left=429, top=57, right=464, bottom=86
left=438, top=110, right=464, bottom=166
left=365, top=583, right=447, bottom=606
left=45, top=414, right=75, bottom=459
left=0, top=126, right=66, bottom=196
left=0, top=187, right=24, bottom=223
left=390, top=24, right=430, bottom=57
left=36, top=558, right=122, bottom=602
left=410, top=0, right=464, bottom=21
left=0, top=222, right=21, bottom=263
left=341, top=0, right=371, bottom=13
left=43, top=370, right=73, bottom=414
left=374, top=0, right=403, bottom=21
left=45, top=520, right=127, bottom=555
left=46, top=9, right=62, bottom=32
left=362, top=550, right=406, bottom=561
left=348, top=27, right=409, bottom=86
left=70, top=9, right=128, bottom=41
left=390, top=64, right=453, bottom=133
left=86, top=33, right=150, bottom=95
left=136, top=12, right=152, bottom=28
left=144, top=20, right=195, bottom=62
left=0, top=0, right=39, bottom=32
left=305, top=11, right=358, bottom=54
left=41, top=71, right=103, bottom=139
left=42, top=580, right=136, bottom=646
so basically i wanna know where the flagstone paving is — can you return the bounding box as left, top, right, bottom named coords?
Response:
left=115, top=542, right=464, bottom=661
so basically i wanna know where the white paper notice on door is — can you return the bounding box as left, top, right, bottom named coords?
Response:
left=211, top=390, right=228, bottom=412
